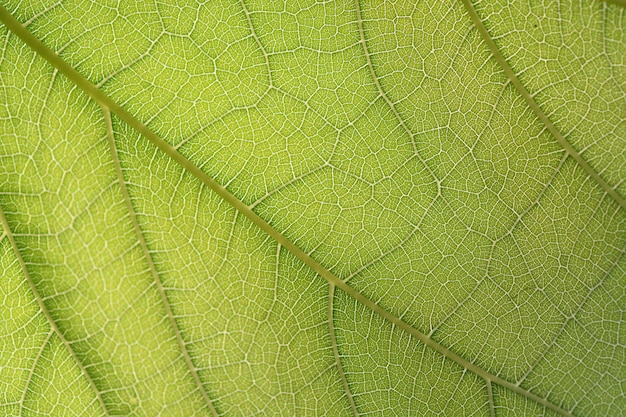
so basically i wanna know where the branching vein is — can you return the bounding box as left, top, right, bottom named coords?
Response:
left=328, top=284, right=359, bottom=416
left=0, top=5, right=602, bottom=417
left=460, top=0, right=626, bottom=212
left=103, top=108, right=220, bottom=417
left=0, top=205, right=110, bottom=417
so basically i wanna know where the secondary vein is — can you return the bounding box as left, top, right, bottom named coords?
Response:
left=0, top=205, right=110, bottom=417
left=0, top=6, right=576, bottom=417
left=460, top=0, right=626, bottom=212
left=103, top=108, right=220, bottom=417
left=328, top=284, right=359, bottom=416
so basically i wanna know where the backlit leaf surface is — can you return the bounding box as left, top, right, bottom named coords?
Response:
left=1, top=0, right=625, bottom=416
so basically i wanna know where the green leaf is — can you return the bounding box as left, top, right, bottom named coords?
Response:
left=1, top=0, right=624, bottom=416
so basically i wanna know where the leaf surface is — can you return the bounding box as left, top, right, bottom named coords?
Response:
left=0, top=0, right=625, bottom=416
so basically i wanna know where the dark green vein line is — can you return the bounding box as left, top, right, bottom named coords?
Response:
left=602, top=0, right=626, bottom=7
left=0, top=205, right=110, bottom=417
left=486, top=379, right=495, bottom=417
left=102, top=108, right=220, bottom=417
left=460, top=0, right=626, bottom=212
left=240, top=0, right=273, bottom=89
left=328, top=284, right=359, bottom=416
left=0, top=6, right=574, bottom=417
left=18, top=329, right=54, bottom=415
left=353, top=0, right=440, bottom=194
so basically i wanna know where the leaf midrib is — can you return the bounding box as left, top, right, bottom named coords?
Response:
left=0, top=4, right=605, bottom=416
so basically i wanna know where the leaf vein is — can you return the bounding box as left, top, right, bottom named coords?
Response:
left=103, top=107, right=220, bottom=417
left=328, top=284, right=359, bottom=416
left=0, top=7, right=580, bottom=416
left=0, top=204, right=110, bottom=417
left=18, top=329, right=54, bottom=416
left=353, top=0, right=441, bottom=197
left=460, top=0, right=626, bottom=212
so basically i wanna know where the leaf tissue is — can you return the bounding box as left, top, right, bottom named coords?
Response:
left=0, top=0, right=624, bottom=416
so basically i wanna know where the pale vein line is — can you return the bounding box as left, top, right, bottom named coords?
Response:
left=102, top=108, right=219, bottom=417
left=428, top=238, right=496, bottom=339
left=353, top=0, right=440, bottom=196
left=18, top=329, right=54, bottom=416
left=0, top=7, right=575, bottom=417
left=0, top=205, right=110, bottom=416
left=460, top=0, right=626, bottom=212
left=95, top=33, right=164, bottom=89
left=21, top=2, right=62, bottom=27
left=516, top=226, right=626, bottom=388
left=249, top=165, right=326, bottom=209
left=429, top=152, right=568, bottom=333
left=328, top=284, right=359, bottom=416
left=262, top=242, right=281, bottom=323
left=240, top=0, right=273, bottom=88
left=343, top=186, right=440, bottom=284
left=216, top=211, right=239, bottom=278
left=495, top=152, right=569, bottom=243
left=566, top=253, right=626, bottom=412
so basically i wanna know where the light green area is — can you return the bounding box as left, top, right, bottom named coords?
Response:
left=19, top=334, right=105, bottom=417
left=0, top=0, right=624, bottom=416
left=434, top=159, right=626, bottom=389
left=180, top=88, right=337, bottom=205
left=114, top=118, right=352, bottom=415
left=0, top=28, right=213, bottom=415
left=521, top=253, right=626, bottom=417
left=333, top=289, right=489, bottom=416
left=0, top=225, right=49, bottom=408
left=473, top=0, right=626, bottom=196
left=492, top=385, right=560, bottom=417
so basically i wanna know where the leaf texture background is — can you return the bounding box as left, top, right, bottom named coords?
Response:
left=0, top=0, right=625, bottom=416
